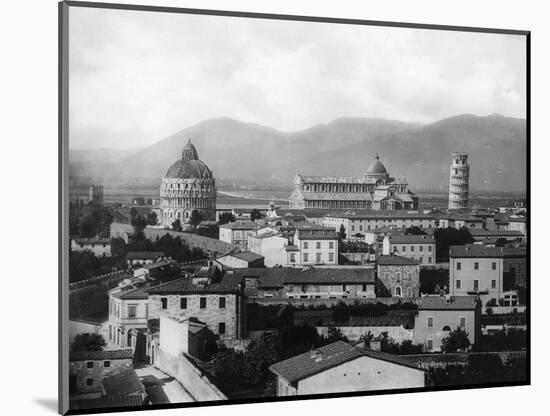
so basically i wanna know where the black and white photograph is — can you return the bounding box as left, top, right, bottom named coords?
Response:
left=59, top=1, right=529, bottom=414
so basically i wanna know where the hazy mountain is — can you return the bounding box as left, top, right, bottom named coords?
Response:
left=69, top=114, right=526, bottom=192
left=69, top=146, right=145, bottom=163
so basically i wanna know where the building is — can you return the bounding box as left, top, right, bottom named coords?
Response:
left=71, top=238, right=111, bottom=257
left=293, top=228, right=338, bottom=266
left=289, top=155, right=418, bottom=211
left=323, top=212, right=436, bottom=237
left=69, top=349, right=135, bottom=399
left=89, top=184, right=104, bottom=204
left=147, top=265, right=247, bottom=343
left=218, top=221, right=260, bottom=249
left=108, top=286, right=150, bottom=348
left=448, top=152, right=470, bottom=210
left=246, top=267, right=376, bottom=299
left=413, top=295, right=481, bottom=352
left=126, top=251, right=165, bottom=267
left=449, top=244, right=527, bottom=305
left=269, top=341, right=426, bottom=396
left=376, top=255, right=420, bottom=298
left=248, top=232, right=292, bottom=267
left=468, top=228, right=526, bottom=243
left=215, top=251, right=265, bottom=268
left=382, top=234, right=436, bottom=266
left=159, top=140, right=216, bottom=227
left=69, top=319, right=102, bottom=344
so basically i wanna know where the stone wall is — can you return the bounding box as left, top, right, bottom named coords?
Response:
left=69, top=358, right=133, bottom=396
left=157, top=349, right=226, bottom=401
left=377, top=264, right=420, bottom=298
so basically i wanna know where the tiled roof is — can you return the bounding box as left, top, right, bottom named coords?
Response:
left=224, top=251, right=264, bottom=262
left=103, top=369, right=144, bottom=396
left=377, top=255, right=420, bottom=266
left=219, top=221, right=259, bottom=230
left=302, top=192, right=374, bottom=201
left=296, top=229, right=338, bottom=240
left=387, top=234, right=435, bottom=244
left=126, top=251, right=164, bottom=260
left=298, top=312, right=415, bottom=329
left=468, top=229, right=524, bottom=237
left=418, top=295, right=479, bottom=310
left=72, top=395, right=145, bottom=410
left=269, top=341, right=422, bottom=383
left=284, top=245, right=300, bottom=252
left=69, top=349, right=134, bottom=361
left=449, top=244, right=527, bottom=258
left=73, top=237, right=111, bottom=245
left=111, top=286, right=149, bottom=300
left=256, top=268, right=375, bottom=288
left=147, top=272, right=243, bottom=295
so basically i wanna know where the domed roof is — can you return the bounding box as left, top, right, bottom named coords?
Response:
left=366, top=154, right=388, bottom=175
left=164, top=140, right=213, bottom=180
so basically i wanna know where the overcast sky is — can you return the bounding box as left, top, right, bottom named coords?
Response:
left=69, top=7, right=526, bottom=150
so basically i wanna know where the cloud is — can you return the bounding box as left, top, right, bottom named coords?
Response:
left=68, top=7, right=526, bottom=149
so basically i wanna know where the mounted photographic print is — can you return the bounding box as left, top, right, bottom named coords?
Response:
left=59, top=1, right=530, bottom=414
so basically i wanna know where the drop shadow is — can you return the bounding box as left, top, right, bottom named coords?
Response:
left=34, top=398, right=58, bottom=413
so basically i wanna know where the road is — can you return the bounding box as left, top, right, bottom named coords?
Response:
left=135, top=365, right=195, bottom=404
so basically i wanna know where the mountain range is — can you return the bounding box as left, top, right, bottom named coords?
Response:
left=69, top=114, right=527, bottom=192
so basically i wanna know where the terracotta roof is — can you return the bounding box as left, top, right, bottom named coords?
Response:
left=269, top=341, right=423, bottom=383
left=387, top=234, right=435, bottom=244
left=256, top=267, right=375, bottom=288
left=222, top=251, right=264, bottom=262
left=284, top=245, right=300, bottom=252
left=111, top=286, right=149, bottom=300
left=418, top=295, right=479, bottom=310
left=72, top=395, right=144, bottom=410
left=296, top=229, right=338, bottom=240
left=377, top=255, right=420, bottom=266
left=449, top=244, right=526, bottom=258
left=69, top=349, right=134, bottom=361
left=219, top=221, right=259, bottom=230
left=468, top=229, right=524, bottom=237
left=126, top=251, right=164, bottom=260
left=147, top=272, right=243, bottom=295
left=103, top=369, right=144, bottom=396
left=298, top=312, right=415, bottom=329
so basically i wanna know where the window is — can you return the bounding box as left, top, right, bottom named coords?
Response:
left=396, top=272, right=401, bottom=282
left=491, top=280, right=496, bottom=289
left=180, top=297, right=187, bottom=309
left=459, top=317, right=466, bottom=328
left=103, top=361, right=111, bottom=368
left=428, top=257, right=432, bottom=263
left=474, top=262, right=479, bottom=270
left=492, top=262, right=496, bottom=270
left=427, top=339, right=433, bottom=350
left=402, top=246, right=406, bottom=252
left=128, top=304, right=137, bottom=319
left=86, top=378, right=94, bottom=386
left=329, top=253, right=334, bottom=262
left=456, top=280, right=461, bottom=289
left=145, top=304, right=149, bottom=319
left=411, top=246, right=415, bottom=252
left=427, top=317, right=434, bottom=328
left=428, top=246, right=432, bottom=252
left=316, top=242, right=321, bottom=249
left=362, top=284, right=367, bottom=291
left=87, top=362, right=94, bottom=369
left=329, top=242, right=334, bottom=249
left=457, top=262, right=461, bottom=270
left=342, top=284, right=347, bottom=292
left=420, top=246, right=423, bottom=252
left=218, top=322, right=226, bottom=334
left=474, top=280, right=479, bottom=291
left=303, top=242, right=308, bottom=249
left=395, top=287, right=402, bottom=297
left=219, top=297, right=226, bottom=309
left=161, top=297, right=168, bottom=310
left=303, top=253, right=309, bottom=262
left=200, top=297, right=207, bottom=309
left=316, top=253, right=321, bottom=262
left=290, top=253, right=296, bottom=263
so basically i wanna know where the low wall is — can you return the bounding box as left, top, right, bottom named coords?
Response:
left=248, top=297, right=421, bottom=307
left=400, top=351, right=526, bottom=370
left=157, top=349, right=226, bottom=401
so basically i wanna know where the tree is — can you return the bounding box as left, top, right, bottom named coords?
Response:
left=189, top=209, right=203, bottom=226
left=433, top=227, right=474, bottom=262
left=441, top=327, right=471, bottom=353
left=218, top=212, right=236, bottom=225
left=129, top=207, right=138, bottom=219
left=419, top=268, right=449, bottom=294
left=405, top=226, right=426, bottom=235
left=146, top=211, right=158, bottom=225
left=338, top=224, right=347, bottom=240
left=250, top=209, right=262, bottom=222
left=171, top=219, right=183, bottom=232
left=131, top=214, right=147, bottom=235
left=70, top=333, right=107, bottom=352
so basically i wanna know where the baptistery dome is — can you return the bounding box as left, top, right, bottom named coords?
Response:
left=159, top=140, right=216, bottom=227
left=366, top=154, right=388, bottom=175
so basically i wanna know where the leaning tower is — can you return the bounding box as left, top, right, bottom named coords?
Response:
left=448, top=152, right=469, bottom=210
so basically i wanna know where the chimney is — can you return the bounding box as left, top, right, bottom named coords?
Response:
left=369, top=341, right=381, bottom=351
left=314, top=349, right=323, bottom=362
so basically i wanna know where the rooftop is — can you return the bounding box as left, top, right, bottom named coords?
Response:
left=387, top=234, right=435, bottom=244
left=418, top=295, right=479, bottom=310
left=254, top=267, right=375, bottom=288
left=73, top=237, right=111, bottom=245
left=147, top=271, right=243, bottom=295
left=111, top=286, right=149, bottom=300
left=296, top=229, right=338, bottom=240
left=221, top=251, right=265, bottom=263
left=449, top=244, right=527, bottom=258
left=219, top=221, right=259, bottom=230
left=377, top=255, right=420, bottom=266
left=269, top=341, right=422, bottom=384
left=324, top=211, right=433, bottom=220
left=69, top=349, right=134, bottom=362
left=72, top=395, right=144, bottom=410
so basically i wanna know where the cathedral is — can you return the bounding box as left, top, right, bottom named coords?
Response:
left=159, top=140, right=216, bottom=227
left=289, top=155, right=418, bottom=211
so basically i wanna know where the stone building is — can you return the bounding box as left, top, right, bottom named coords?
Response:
left=269, top=341, right=426, bottom=396
left=89, top=184, right=104, bottom=204
left=108, top=286, right=150, bottom=348
left=448, top=152, right=470, bottom=210
left=147, top=265, right=247, bottom=343
left=382, top=234, right=436, bottom=266
left=376, top=255, right=420, bottom=298
left=218, top=221, right=259, bottom=249
left=323, top=212, right=436, bottom=236
left=289, top=155, right=418, bottom=211
left=160, top=140, right=216, bottom=227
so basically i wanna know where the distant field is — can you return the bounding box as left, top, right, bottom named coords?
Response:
left=69, top=184, right=525, bottom=211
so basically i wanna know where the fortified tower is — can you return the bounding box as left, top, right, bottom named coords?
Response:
left=448, top=152, right=469, bottom=210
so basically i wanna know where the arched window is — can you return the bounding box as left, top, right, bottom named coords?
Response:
left=442, top=326, right=451, bottom=331
left=395, top=287, right=402, bottom=297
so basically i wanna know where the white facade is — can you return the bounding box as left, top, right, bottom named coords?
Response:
left=294, top=234, right=338, bottom=266
left=248, top=234, right=290, bottom=267
left=382, top=236, right=436, bottom=266
left=323, top=215, right=436, bottom=236
left=71, top=238, right=111, bottom=257
left=450, top=256, right=504, bottom=306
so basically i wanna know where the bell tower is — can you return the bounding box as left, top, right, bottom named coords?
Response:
left=448, top=152, right=470, bottom=210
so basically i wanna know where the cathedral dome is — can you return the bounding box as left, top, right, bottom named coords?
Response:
left=164, top=140, right=213, bottom=179
left=366, top=155, right=388, bottom=175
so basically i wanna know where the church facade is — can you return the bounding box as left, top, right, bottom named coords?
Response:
left=289, top=155, right=418, bottom=211
left=159, top=140, right=217, bottom=227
